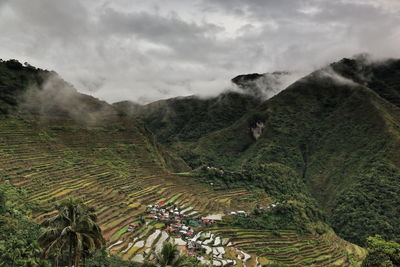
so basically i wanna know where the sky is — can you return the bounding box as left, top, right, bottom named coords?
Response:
left=0, top=0, right=399, bottom=104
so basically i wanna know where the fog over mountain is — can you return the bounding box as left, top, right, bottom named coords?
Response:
left=0, top=0, right=399, bottom=103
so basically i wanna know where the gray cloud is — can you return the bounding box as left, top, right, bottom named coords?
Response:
left=0, top=0, right=399, bottom=104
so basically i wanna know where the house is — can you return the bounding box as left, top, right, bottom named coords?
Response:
left=156, top=202, right=166, bottom=208
left=150, top=208, right=158, bottom=214
left=179, top=230, right=188, bottom=235
left=166, top=226, right=176, bottom=233
left=187, top=240, right=202, bottom=250
left=189, top=220, right=199, bottom=227
left=237, top=211, right=248, bottom=217
left=127, top=223, right=139, bottom=232
left=187, top=230, right=194, bottom=237
left=171, top=223, right=182, bottom=229
left=201, top=219, right=215, bottom=226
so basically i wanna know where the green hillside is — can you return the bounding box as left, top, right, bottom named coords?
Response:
left=112, top=71, right=294, bottom=167
left=173, top=57, right=400, bottom=246
left=119, top=56, right=400, bottom=247
left=114, top=93, right=261, bottom=167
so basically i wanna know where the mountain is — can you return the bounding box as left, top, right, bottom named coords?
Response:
left=0, top=59, right=189, bottom=173
left=331, top=54, right=400, bottom=107
left=114, top=93, right=261, bottom=167
left=146, top=56, right=400, bottom=246
left=113, top=71, right=293, bottom=167
left=118, top=55, right=400, bottom=247
left=231, top=71, right=292, bottom=99
left=0, top=59, right=367, bottom=266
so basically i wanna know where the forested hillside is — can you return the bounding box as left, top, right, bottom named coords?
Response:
left=113, top=71, right=294, bottom=167
left=128, top=56, right=400, bottom=247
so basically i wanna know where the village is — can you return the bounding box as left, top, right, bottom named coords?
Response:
left=122, top=201, right=280, bottom=266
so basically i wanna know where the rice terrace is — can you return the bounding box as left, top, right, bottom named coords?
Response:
left=1, top=114, right=365, bottom=266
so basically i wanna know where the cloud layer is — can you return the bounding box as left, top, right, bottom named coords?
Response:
left=0, top=0, right=399, bottom=103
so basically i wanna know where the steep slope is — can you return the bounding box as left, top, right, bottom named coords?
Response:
left=187, top=57, right=400, bottom=246
left=331, top=55, right=400, bottom=107
left=114, top=93, right=260, bottom=167
left=0, top=59, right=188, bottom=173
left=113, top=72, right=294, bottom=167
left=114, top=92, right=260, bottom=145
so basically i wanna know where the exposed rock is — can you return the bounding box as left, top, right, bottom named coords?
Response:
left=251, top=121, right=265, bottom=140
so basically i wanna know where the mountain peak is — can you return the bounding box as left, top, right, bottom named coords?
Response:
left=231, top=71, right=293, bottom=100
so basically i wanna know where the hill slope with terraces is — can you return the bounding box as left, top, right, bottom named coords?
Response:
left=0, top=114, right=366, bottom=266
left=0, top=59, right=367, bottom=266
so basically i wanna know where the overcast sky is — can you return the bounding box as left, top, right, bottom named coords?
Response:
left=0, top=0, right=399, bottom=103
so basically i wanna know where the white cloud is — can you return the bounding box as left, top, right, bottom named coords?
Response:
left=0, top=0, right=399, bottom=103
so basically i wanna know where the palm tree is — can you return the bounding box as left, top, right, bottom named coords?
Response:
left=155, top=242, right=187, bottom=267
left=38, top=198, right=105, bottom=267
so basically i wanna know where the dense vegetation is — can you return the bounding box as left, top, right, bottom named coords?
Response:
left=195, top=164, right=327, bottom=234
left=361, top=235, right=400, bottom=267
left=113, top=91, right=261, bottom=168
left=332, top=55, right=400, bottom=108
left=0, top=59, right=50, bottom=114
left=39, top=198, right=105, bottom=267
left=0, top=182, right=46, bottom=267
left=129, top=56, right=400, bottom=247
left=231, top=202, right=326, bottom=235
left=0, top=182, right=142, bottom=266
left=331, top=162, right=400, bottom=245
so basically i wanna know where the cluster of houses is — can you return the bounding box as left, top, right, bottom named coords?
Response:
left=145, top=202, right=217, bottom=239
left=127, top=201, right=281, bottom=261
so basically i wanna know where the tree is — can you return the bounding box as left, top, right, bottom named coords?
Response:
left=0, top=190, right=5, bottom=215
left=83, top=249, right=140, bottom=267
left=0, top=183, right=47, bottom=267
left=362, top=235, right=400, bottom=267
left=154, top=242, right=187, bottom=267
left=38, top=198, right=105, bottom=267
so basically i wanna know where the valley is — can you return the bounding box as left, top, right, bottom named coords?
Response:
left=1, top=57, right=400, bottom=266
left=0, top=114, right=365, bottom=266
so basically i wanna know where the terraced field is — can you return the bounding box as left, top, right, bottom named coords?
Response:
left=209, top=227, right=367, bottom=266
left=0, top=116, right=366, bottom=266
left=0, top=117, right=259, bottom=257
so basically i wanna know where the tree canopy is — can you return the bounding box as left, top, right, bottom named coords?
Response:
left=38, top=198, right=105, bottom=267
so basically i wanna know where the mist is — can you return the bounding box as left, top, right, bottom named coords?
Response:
left=0, top=0, right=399, bottom=104
left=19, top=73, right=119, bottom=125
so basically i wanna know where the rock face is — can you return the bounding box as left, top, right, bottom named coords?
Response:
left=251, top=121, right=265, bottom=140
